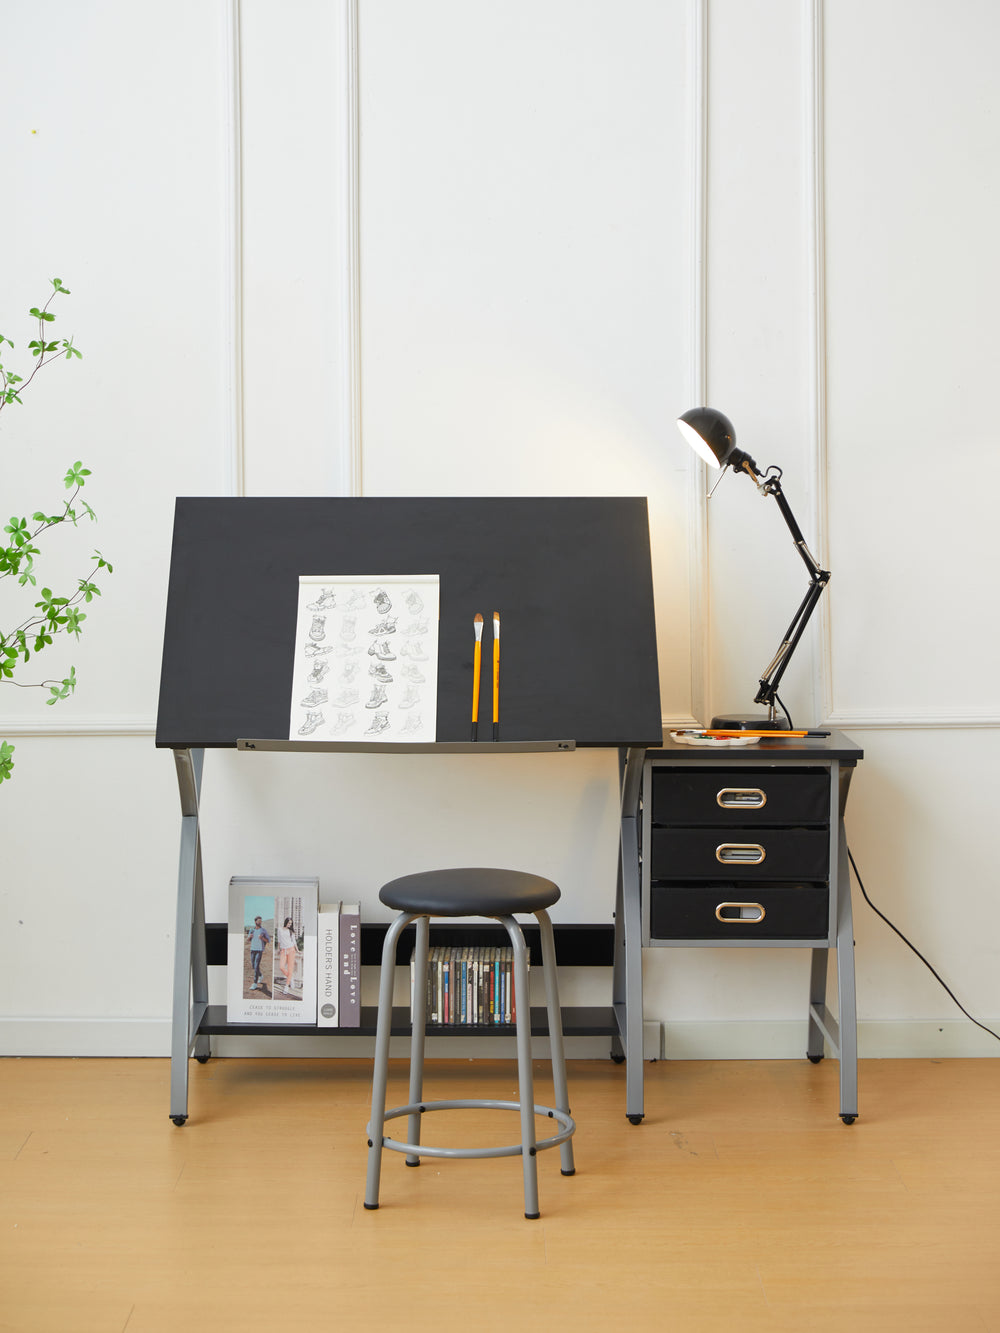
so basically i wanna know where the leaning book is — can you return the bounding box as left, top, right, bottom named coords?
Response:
left=227, top=876, right=319, bottom=1024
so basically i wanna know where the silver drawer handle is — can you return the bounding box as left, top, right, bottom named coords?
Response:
left=716, top=901, right=766, bottom=923
left=717, top=787, right=766, bottom=809
left=716, top=842, right=766, bottom=865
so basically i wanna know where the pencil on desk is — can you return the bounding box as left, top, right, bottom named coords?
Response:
left=492, top=611, right=500, bottom=742
left=471, top=613, right=483, bottom=741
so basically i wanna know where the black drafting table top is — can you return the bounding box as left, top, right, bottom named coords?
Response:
left=155, top=497, right=662, bottom=750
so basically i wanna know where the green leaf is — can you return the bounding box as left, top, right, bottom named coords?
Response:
left=29, top=308, right=56, bottom=322
left=64, top=461, right=92, bottom=489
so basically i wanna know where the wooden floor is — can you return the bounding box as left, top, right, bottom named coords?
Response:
left=1, top=1056, right=999, bottom=1332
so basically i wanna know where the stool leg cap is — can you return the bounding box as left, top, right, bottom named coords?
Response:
left=363, top=1202, right=379, bottom=1211
left=524, top=1212, right=540, bottom=1220
left=561, top=1168, right=576, bottom=1176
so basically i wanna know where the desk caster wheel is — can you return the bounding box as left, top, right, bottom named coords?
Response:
left=840, top=1114, right=856, bottom=1125
left=170, top=1115, right=188, bottom=1127
left=807, top=1054, right=823, bottom=1064
left=610, top=1052, right=625, bottom=1065
left=627, top=1114, right=643, bottom=1126
left=195, top=1054, right=210, bottom=1064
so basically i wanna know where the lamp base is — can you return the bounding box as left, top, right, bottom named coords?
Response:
left=709, top=713, right=792, bottom=732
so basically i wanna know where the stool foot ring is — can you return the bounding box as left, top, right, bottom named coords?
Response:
left=366, top=1098, right=576, bottom=1161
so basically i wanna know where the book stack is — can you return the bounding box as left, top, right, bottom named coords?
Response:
left=226, top=880, right=361, bottom=1027
left=411, top=945, right=528, bottom=1026
left=317, top=901, right=361, bottom=1028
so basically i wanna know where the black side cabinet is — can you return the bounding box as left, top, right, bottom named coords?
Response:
left=640, top=731, right=864, bottom=1123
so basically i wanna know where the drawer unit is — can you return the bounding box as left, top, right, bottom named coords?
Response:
left=650, top=766, right=829, bottom=826
left=643, top=759, right=834, bottom=944
left=631, top=734, right=864, bottom=1124
left=649, top=826, right=830, bottom=881
left=649, top=882, right=830, bottom=941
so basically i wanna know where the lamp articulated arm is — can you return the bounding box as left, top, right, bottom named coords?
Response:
left=742, top=462, right=830, bottom=715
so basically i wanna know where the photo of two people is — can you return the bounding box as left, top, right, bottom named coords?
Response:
left=241, top=894, right=304, bottom=1002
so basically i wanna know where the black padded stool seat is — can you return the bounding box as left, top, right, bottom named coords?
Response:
left=379, top=867, right=560, bottom=917
left=365, top=866, right=576, bottom=1219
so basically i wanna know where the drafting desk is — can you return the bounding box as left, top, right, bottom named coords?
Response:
left=157, top=497, right=662, bottom=1124
left=640, top=731, right=864, bottom=1122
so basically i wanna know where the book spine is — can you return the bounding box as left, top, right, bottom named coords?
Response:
left=339, top=904, right=361, bottom=1027
left=316, top=903, right=341, bottom=1027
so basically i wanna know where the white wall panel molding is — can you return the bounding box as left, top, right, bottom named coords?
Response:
left=826, top=709, right=1000, bottom=731
left=685, top=0, right=710, bottom=726
left=339, top=0, right=363, bottom=497
left=804, top=0, right=832, bottom=727
left=223, top=0, right=246, bottom=497
left=0, top=717, right=156, bottom=738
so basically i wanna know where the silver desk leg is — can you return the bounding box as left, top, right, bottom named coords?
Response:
left=613, top=747, right=646, bottom=1124
left=169, top=748, right=207, bottom=1126
left=835, top=821, right=859, bottom=1122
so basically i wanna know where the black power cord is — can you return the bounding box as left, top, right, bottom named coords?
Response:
left=848, top=846, right=1000, bottom=1045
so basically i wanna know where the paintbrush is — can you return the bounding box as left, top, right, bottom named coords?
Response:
left=471, top=613, right=483, bottom=741
left=492, top=611, right=500, bottom=741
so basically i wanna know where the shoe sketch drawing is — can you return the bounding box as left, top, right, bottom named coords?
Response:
left=366, top=683, right=389, bottom=709
left=346, top=590, right=366, bottom=611
left=400, top=713, right=422, bottom=735
left=304, top=642, right=334, bottom=657
left=368, top=639, right=396, bottom=661
left=308, top=660, right=330, bottom=685
left=340, top=615, right=357, bottom=642
left=331, top=711, right=355, bottom=734
left=341, top=661, right=360, bottom=682
left=300, top=688, right=328, bottom=708
left=369, top=663, right=393, bottom=683
left=373, top=589, right=392, bottom=615
left=334, top=688, right=359, bottom=707
left=298, top=710, right=325, bottom=736
left=401, top=663, right=425, bottom=684
left=309, top=615, right=326, bottom=641
left=399, top=685, right=420, bottom=709
left=405, top=591, right=424, bottom=615
left=400, top=640, right=427, bottom=661
left=368, top=616, right=397, bottom=636
left=402, top=618, right=428, bottom=636
left=308, top=589, right=337, bottom=611
left=365, top=712, right=390, bottom=735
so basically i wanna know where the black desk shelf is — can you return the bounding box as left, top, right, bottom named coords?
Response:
left=196, top=1005, right=619, bottom=1041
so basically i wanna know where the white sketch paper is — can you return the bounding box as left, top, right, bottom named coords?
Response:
left=289, top=574, right=439, bottom=743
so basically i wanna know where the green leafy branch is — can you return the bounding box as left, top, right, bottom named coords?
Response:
left=1, top=281, right=110, bottom=786
left=0, top=277, right=81, bottom=412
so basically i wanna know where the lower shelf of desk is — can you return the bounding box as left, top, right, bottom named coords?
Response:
left=197, top=1003, right=618, bottom=1040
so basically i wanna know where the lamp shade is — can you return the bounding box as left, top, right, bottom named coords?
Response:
left=677, top=407, right=738, bottom=469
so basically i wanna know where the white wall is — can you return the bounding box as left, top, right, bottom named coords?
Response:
left=1, top=0, right=996, bottom=1059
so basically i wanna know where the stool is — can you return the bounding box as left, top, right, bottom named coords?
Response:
left=364, top=868, right=576, bottom=1219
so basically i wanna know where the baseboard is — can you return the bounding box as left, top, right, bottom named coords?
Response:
left=661, top=1019, right=1000, bottom=1060
left=3, top=1017, right=996, bottom=1059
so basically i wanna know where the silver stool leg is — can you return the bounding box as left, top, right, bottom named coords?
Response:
left=405, top=914, right=430, bottom=1165
left=365, top=911, right=418, bottom=1210
left=536, top=907, right=575, bottom=1177
left=500, top=915, right=539, bottom=1219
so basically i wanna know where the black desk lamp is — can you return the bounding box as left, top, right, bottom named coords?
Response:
left=677, top=406, right=831, bottom=731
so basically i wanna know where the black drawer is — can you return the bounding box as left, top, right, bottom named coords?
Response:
left=651, top=767, right=829, bottom=826
left=649, top=882, right=830, bottom=940
left=650, top=826, right=830, bottom=881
